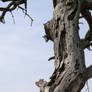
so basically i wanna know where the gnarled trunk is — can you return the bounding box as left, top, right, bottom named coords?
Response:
left=36, top=0, right=88, bottom=92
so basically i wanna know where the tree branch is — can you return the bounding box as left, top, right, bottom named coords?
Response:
left=84, top=65, right=92, bottom=81
left=81, top=0, right=92, bottom=10
left=0, top=0, right=30, bottom=23
left=81, top=10, right=92, bottom=30
left=80, top=6, right=92, bottom=50
left=80, top=39, right=89, bottom=50
left=80, top=37, right=92, bottom=50
left=0, top=0, right=19, bottom=2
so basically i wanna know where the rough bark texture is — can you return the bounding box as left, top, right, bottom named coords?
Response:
left=36, top=0, right=92, bottom=92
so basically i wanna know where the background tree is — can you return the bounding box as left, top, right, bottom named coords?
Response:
left=1, top=0, right=92, bottom=92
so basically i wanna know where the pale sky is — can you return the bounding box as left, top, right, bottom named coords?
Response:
left=0, top=0, right=92, bottom=92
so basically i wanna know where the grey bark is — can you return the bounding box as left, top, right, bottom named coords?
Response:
left=36, top=0, right=92, bottom=92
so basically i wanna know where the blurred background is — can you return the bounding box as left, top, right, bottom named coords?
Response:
left=0, top=0, right=92, bottom=92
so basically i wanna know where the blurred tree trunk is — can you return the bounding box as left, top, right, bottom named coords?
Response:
left=36, top=0, right=92, bottom=92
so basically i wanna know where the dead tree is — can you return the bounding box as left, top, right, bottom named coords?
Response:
left=36, top=0, right=92, bottom=92
left=1, top=0, right=92, bottom=92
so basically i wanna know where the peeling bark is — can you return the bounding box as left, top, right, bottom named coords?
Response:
left=36, top=0, right=92, bottom=92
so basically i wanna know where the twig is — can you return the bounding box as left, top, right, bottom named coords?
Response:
left=18, top=6, right=33, bottom=26
left=10, top=11, right=15, bottom=24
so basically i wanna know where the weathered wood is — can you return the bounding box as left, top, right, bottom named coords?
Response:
left=36, top=0, right=92, bottom=92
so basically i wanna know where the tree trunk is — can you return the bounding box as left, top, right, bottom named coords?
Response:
left=36, top=0, right=92, bottom=92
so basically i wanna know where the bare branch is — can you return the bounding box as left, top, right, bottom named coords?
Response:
left=84, top=65, right=92, bottom=80
left=80, top=8, right=92, bottom=50
left=81, top=10, right=92, bottom=30
left=80, top=39, right=89, bottom=49
left=0, top=0, right=32, bottom=24
left=80, top=38, right=92, bottom=50
left=48, top=56, right=55, bottom=61
left=18, top=6, right=33, bottom=26
left=0, top=0, right=19, bottom=2
left=0, top=1, right=22, bottom=22
left=10, top=11, right=15, bottom=24
left=81, top=0, right=92, bottom=10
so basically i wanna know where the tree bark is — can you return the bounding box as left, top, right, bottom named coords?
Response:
left=36, top=0, right=92, bottom=92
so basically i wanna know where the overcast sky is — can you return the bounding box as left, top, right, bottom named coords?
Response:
left=0, top=0, right=92, bottom=92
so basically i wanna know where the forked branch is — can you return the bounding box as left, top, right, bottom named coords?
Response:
left=0, top=0, right=33, bottom=23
